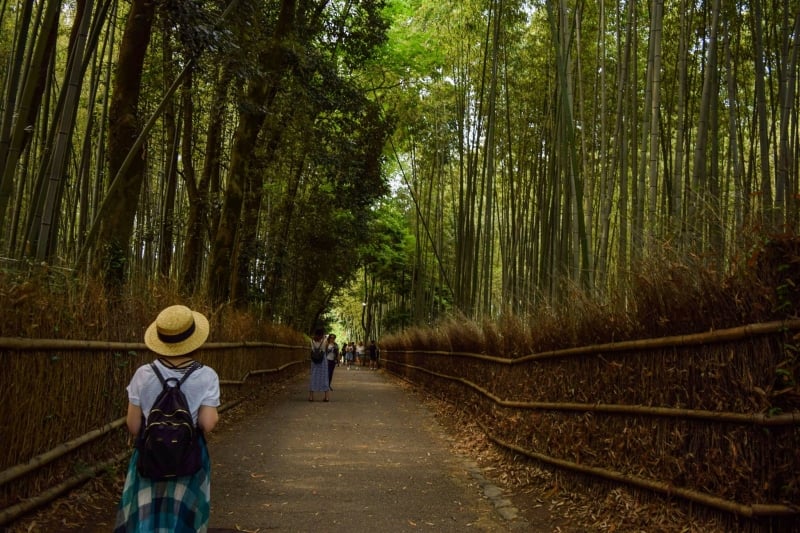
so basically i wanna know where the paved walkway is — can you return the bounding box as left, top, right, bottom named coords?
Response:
left=206, top=366, right=529, bottom=532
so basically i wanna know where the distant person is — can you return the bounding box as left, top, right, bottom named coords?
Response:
left=115, top=305, right=220, bottom=532
left=326, top=334, right=340, bottom=389
left=351, top=341, right=363, bottom=370
left=368, top=339, right=379, bottom=370
left=309, top=329, right=330, bottom=402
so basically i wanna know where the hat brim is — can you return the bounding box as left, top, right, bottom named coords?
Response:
left=144, top=311, right=210, bottom=356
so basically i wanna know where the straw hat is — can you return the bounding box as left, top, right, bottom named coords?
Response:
left=144, top=305, right=210, bottom=356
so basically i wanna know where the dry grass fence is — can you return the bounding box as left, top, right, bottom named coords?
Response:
left=380, top=319, right=800, bottom=531
left=0, top=339, right=308, bottom=527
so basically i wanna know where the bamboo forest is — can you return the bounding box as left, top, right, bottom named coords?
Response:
left=0, top=0, right=798, bottom=337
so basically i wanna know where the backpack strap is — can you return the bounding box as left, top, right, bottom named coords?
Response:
left=178, top=361, right=202, bottom=386
left=150, top=362, right=166, bottom=386
left=150, top=361, right=203, bottom=388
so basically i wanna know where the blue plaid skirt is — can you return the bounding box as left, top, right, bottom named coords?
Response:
left=114, top=438, right=211, bottom=532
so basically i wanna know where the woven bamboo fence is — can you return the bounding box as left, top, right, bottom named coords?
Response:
left=0, top=339, right=307, bottom=526
left=382, top=319, right=800, bottom=529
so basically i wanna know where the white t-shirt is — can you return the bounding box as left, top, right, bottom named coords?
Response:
left=325, top=342, right=338, bottom=361
left=127, top=359, right=220, bottom=425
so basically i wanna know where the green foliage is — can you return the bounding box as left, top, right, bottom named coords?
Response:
left=158, top=0, right=232, bottom=54
left=376, top=0, right=446, bottom=76
left=332, top=195, right=418, bottom=336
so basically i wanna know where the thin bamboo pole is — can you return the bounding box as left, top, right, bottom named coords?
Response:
left=385, top=318, right=800, bottom=364
left=472, top=418, right=800, bottom=518
left=386, top=364, right=800, bottom=519
left=0, top=451, right=131, bottom=527
left=0, top=338, right=306, bottom=351
left=0, top=418, right=125, bottom=488
left=388, top=359, right=800, bottom=427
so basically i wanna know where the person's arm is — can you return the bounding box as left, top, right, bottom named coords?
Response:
left=198, top=405, right=219, bottom=433
left=126, top=402, right=143, bottom=436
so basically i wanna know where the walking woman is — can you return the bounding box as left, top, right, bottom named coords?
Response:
left=326, top=334, right=339, bottom=389
left=309, top=328, right=330, bottom=402
left=115, top=305, right=221, bottom=532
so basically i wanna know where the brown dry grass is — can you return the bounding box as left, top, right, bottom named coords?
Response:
left=0, top=266, right=304, bottom=345
left=381, top=234, right=800, bottom=356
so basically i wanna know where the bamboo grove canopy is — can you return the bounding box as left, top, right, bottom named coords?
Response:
left=0, top=0, right=798, bottom=333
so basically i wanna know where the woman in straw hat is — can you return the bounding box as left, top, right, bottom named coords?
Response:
left=115, top=305, right=220, bottom=532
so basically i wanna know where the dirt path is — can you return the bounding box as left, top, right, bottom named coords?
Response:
left=6, top=366, right=733, bottom=532
left=206, top=367, right=532, bottom=531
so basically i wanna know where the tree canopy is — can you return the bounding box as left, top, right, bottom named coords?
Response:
left=0, top=0, right=797, bottom=336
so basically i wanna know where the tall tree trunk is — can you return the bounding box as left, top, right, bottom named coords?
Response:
left=480, top=0, right=502, bottom=315
left=617, top=0, right=635, bottom=284
left=0, top=0, right=34, bottom=241
left=32, top=0, right=105, bottom=262
left=93, top=0, right=156, bottom=287
left=208, top=0, right=296, bottom=305
left=181, top=65, right=228, bottom=295
left=158, top=26, right=179, bottom=279
left=671, top=0, right=690, bottom=239
left=74, top=12, right=114, bottom=261
left=725, top=19, right=745, bottom=234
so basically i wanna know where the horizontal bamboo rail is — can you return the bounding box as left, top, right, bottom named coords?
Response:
left=391, top=318, right=800, bottom=363
left=218, top=360, right=305, bottom=386
left=388, top=363, right=800, bottom=518
left=0, top=360, right=305, bottom=491
left=382, top=319, right=800, bottom=520
left=0, top=338, right=305, bottom=351
left=472, top=418, right=800, bottom=518
left=0, top=351, right=307, bottom=527
left=389, top=360, right=800, bottom=427
left=0, top=451, right=131, bottom=527
left=0, top=419, right=127, bottom=488
left=0, top=393, right=257, bottom=528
